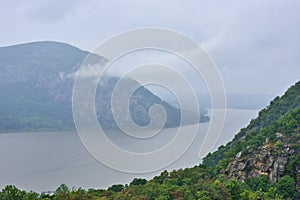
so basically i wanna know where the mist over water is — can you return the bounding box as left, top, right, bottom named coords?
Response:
left=0, top=109, right=258, bottom=192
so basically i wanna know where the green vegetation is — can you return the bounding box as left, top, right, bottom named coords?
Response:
left=203, top=81, right=300, bottom=171
left=0, top=42, right=88, bottom=133
left=0, top=41, right=210, bottom=133
left=0, top=81, right=299, bottom=199
left=0, top=172, right=297, bottom=199
left=0, top=80, right=74, bottom=132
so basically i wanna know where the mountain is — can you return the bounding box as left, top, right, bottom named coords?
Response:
left=0, top=41, right=85, bottom=131
left=94, top=76, right=187, bottom=129
left=203, top=80, right=300, bottom=197
left=2, top=81, right=299, bottom=199
left=0, top=41, right=209, bottom=132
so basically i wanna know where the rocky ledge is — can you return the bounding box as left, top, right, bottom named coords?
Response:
left=224, top=132, right=300, bottom=193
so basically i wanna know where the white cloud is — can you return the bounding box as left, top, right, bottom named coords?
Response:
left=0, top=0, right=299, bottom=95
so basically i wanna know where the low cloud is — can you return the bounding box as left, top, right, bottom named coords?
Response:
left=0, top=0, right=299, bottom=95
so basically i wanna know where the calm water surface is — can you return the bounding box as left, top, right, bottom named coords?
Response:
left=0, top=109, right=258, bottom=192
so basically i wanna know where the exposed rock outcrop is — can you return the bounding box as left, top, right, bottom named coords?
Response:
left=225, top=133, right=299, bottom=193
left=0, top=41, right=209, bottom=132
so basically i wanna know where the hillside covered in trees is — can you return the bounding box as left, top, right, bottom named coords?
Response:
left=0, top=41, right=209, bottom=133
left=1, top=81, right=299, bottom=199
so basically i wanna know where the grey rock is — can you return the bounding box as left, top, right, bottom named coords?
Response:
left=225, top=136, right=297, bottom=184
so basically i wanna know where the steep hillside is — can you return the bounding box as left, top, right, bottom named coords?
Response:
left=0, top=42, right=208, bottom=132
left=0, top=41, right=88, bottom=131
left=1, top=81, right=299, bottom=199
left=203, top=80, right=300, bottom=197
left=203, top=81, right=299, bottom=167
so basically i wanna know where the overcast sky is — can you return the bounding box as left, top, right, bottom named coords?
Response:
left=1, top=0, right=299, bottom=96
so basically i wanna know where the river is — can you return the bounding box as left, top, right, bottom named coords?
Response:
left=0, top=109, right=258, bottom=192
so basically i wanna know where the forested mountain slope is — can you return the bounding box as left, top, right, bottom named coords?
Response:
left=1, top=82, right=299, bottom=199
left=0, top=42, right=208, bottom=132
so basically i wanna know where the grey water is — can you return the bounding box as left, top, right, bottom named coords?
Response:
left=0, top=109, right=258, bottom=192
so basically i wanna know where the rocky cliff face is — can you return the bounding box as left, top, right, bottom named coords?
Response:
left=0, top=41, right=209, bottom=132
left=225, top=132, right=300, bottom=193
left=203, top=81, right=300, bottom=197
left=95, top=76, right=185, bottom=128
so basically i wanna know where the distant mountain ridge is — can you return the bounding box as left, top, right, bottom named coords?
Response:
left=0, top=42, right=299, bottom=199
left=0, top=41, right=208, bottom=132
left=4, top=80, right=298, bottom=199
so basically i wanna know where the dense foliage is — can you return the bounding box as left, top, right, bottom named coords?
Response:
left=0, top=82, right=74, bottom=132
left=0, top=42, right=87, bottom=132
left=0, top=172, right=296, bottom=199
left=1, top=80, right=299, bottom=199
left=203, top=81, right=300, bottom=170
left=0, top=41, right=211, bottom=133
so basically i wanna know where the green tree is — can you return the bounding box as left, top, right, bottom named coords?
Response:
left=55, top=184, right=70, bottom=195
left=275, top=175, right=297, bottom=199
left=245, top=176, right=269, bottom=192
left=225, top=179, right=243, bottom=200
left=0, top=185, right=26, bottom=200
left=130, top=178, right=147, bottom=186
left=107, top=184, right=124, bottom=193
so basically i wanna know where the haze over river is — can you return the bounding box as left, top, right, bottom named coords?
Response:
left=0, top=109, right=258, bottom=192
